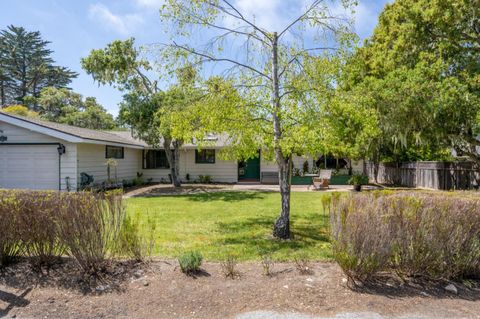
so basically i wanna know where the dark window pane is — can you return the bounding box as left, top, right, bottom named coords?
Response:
left=195, top=149, right=215, bottom=164
left=106, top=145, right=124, bottom=159
left=145, top=150, right=170, bottom=169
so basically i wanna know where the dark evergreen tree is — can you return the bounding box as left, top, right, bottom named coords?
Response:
left=0, top=25, right=77, bottom=107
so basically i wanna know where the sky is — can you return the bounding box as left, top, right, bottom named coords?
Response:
left=0, top=0, right=391, bottom=116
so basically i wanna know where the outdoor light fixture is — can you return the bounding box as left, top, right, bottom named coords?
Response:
left=0, top=130, right=7, bottom=142
left=57, top=144, right=66, bottom=155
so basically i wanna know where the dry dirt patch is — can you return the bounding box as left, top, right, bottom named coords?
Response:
left=1, top=260, right=480, bottom=319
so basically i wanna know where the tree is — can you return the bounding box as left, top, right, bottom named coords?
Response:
left=343, top=0, right=480, bottom=166
left=159, top=0, right=356, bottom=238
left=0, top=25, right=77, bottom=107
left=1, top=105, right=39, bottom=118
left=82, top=39, right=200, bottom=187
left=36, top=87, right=116, bottom=130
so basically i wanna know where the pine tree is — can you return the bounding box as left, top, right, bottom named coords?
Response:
left=0, top=25, right=77, bottom=108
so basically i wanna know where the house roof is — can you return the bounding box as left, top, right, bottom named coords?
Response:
left=0, top=112, right=146, bottom=148
left=0, top=111, right=229, bottom=149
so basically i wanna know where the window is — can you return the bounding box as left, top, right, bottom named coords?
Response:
left=145, top=150, right=170, bottom=169
left=106, top=145, right=124, bottom=159
left=195, top=149, right=215, bottom=164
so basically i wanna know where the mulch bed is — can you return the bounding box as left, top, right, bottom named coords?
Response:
left=1, top=259, right=480, bottom=319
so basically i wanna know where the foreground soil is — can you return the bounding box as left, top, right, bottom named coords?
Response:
left=1, top=260, right=479, bottom=319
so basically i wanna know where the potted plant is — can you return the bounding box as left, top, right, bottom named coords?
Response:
left=348, top=173, right=369, bottom=192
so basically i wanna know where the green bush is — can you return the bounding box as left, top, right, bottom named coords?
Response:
left=116, top=211, right=156, bottom=262
left=198, top=175, right=212, bottom=183
left=178, top=251, right=203, bottom=274
left=347, top=173, right=369, bottom=185
left=331, top=191, right=480, bottom=283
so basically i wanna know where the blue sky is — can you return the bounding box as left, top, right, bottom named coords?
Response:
left=1, top=0, right=391, bottom=116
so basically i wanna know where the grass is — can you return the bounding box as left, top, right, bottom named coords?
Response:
left=126, top=191, right=332, bottom=261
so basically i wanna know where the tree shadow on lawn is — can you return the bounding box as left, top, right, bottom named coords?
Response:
left=214, top=214, right=331, bottom=258
left=185, top=191, right=268, bottom=202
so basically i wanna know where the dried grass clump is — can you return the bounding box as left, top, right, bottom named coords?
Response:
left=331, top=191, right=480, bottom=284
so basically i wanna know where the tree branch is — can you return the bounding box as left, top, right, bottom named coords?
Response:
left=170, top=42, right=272, bottom=80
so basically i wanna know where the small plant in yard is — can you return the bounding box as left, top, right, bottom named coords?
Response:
left=294, top=253, right=313, bottom=275
left=220, top=254, right=240, bottom=279
left=348, top=173, right=368, bottom=191
left=260, top=253, right=274, bottom=277
left=116, top=210, right=156, bottom=262
left=198, top=175, right=212, bottom=184
left=303, top=160, right=310, bottom=175
left=178, top=251, right=203, bottom=274
left=132, top=172, right=145, bottom=187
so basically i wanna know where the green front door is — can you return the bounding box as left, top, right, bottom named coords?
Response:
left=239, top=155, right=260, bottom=180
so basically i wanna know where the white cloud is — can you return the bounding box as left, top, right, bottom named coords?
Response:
left=88, top=3, right=144, bottom=35
left=135, top=0, right=165, bottom=9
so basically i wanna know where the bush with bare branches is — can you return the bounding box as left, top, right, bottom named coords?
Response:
left=0, top=190, right=145, bottom=274
left=331, top=191, right=480, bottom=284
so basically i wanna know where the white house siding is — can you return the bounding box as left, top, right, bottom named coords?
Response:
left=142, top=149, right=238, bottom=183
left=0, top=121, right=77, bottom=191
left=76, top=144, right=142, bottom=186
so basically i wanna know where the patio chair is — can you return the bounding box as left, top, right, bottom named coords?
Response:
left=312, top=169, right=332, bottom=190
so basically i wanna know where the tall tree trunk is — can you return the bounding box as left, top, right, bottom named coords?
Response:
left=163, top=137, right=182, bottom=187
left=271, top=32, right=292, bottom=239
left=0, top=80, right=4, bottom=106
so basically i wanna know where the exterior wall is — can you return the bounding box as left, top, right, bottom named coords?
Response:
left=0, top=121, right=78, bottom=191
left=142, top=149, right=238, bottom=183
left=76, top=144, right=143, bottom=186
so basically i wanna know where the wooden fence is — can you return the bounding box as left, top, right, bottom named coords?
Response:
left=365, top=161, right=480, bottom=190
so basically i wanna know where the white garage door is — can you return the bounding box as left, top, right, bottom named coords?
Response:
left=0, top=145, right=59, bottom=190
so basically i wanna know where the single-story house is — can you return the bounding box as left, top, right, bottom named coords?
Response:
left=0, top=112, right=317, bottom=191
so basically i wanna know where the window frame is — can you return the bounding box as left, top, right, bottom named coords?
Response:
left=144, top=149, right=170, bottom=169
left=105, top=145, right=124, bottom=159
left=195, top=149, right=216, bottom=164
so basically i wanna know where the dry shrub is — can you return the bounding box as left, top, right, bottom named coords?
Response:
left=0, top=190, right=144, bottom=274
left=57, top=191, right=125, bottom=273
left=331, top=191, right=480, bottom=283
left=261, top=254, right=274, bottom=277
left=293, top=253, right=313, bottom=275
left=221, top=254, right=240, bottom=279
left=0, top=191, right=21, bottom=266
left=15, top=192, right=66, bottom=266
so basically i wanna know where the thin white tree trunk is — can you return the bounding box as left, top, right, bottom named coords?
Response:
left=271, top=32, right=292, bottom=239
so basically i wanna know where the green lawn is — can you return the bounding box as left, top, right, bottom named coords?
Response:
left=126, top=191, right=332, bottom=261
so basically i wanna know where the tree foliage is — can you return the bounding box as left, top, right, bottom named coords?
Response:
left=344, top=0, right=480, bottom=163
left=159, top=0, right=370, bottom=238
left=82, top=39, right=201, bottom=187
left=0, top=25, right=77, bottom=107
left=36, top=87, right=116, bottom=130
left=1, top=105, right=39, bottom=118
